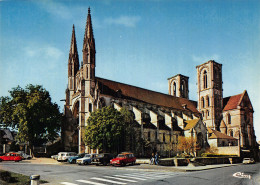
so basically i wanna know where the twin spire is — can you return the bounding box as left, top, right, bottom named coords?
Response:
left=68, top=7, right=95, bottom=69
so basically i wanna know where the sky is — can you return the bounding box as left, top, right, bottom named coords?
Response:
left=0, top=0, right=259, bottom=140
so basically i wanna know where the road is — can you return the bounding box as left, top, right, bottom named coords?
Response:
left=0, top=161, right=259, bottom=185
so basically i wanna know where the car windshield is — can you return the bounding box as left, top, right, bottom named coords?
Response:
left=84, top=154, right=91, bottom=158
left=97, top=154, right=104, bottom=157
left=78, top=153, right=85, bottom=157
left=117, top=154, right=125, bottom=158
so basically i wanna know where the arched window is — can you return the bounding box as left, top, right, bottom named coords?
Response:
left=148, top=131, right=151, bottom=141
left=230, top=130, right=233, bottom=137
left=201, top=97, right=205, bottom=108
left=163, top=133, right=166, bottom=142
left=206, top=110, right=209, bottom=119
left=203, top=70, right=208, bottom=89
left=227, top=114, right=231, bottom=124
left=181, top=80, right=185, bottom=97
left=89, top=103, right=92, bottom=112
left=206, top=96, right=210, bottom=107
left=173, top=82, right=176, bottom=96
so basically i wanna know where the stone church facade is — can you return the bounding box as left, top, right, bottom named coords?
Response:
left=63, top=9, right=258, bottom=158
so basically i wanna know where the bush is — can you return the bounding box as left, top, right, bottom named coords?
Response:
left=0, top=171, right=17, bottom=183
left=201, top=153, right=237, bottom=157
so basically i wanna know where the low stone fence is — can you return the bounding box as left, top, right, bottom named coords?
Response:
left=159, top=157, right=241, bottom=166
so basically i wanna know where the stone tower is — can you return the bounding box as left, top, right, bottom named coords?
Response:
left=64, top=8, right=96, bottom=153
left=168, top=74, right=189, bottom=99
left=68, top=25, right=79, bottom=98
left=196, top=60, right=223, bottom=130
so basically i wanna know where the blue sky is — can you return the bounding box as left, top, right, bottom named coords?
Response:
left=1, top=0, right=260, bottom=140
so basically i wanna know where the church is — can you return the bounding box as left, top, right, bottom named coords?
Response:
left=63, top=8, right=258, bottom=158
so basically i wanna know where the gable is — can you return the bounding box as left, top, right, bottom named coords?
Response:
left=223, top=90, right=253, bottom=112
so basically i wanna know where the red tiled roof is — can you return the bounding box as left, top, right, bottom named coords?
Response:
left=223, top=93, right=243, bottom=111
left=96, top=77, right=199, bottom=114
left=208, top=128, right=237, bottom=140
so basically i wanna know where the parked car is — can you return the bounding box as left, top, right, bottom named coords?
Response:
left=110, top=152, right=136, bottom=166
left=17, top=151, right=32, bottom=160
left=242, top=158, right=255, bottom=164
left=76, top=153, right=97, bottom=165
left=91, top=153, right=114, bottom=166
left=68, top=153, right=87, bottom=164
left=51, top=154, right=58, bottom=160
left=57, top=152, right=77, bottom=162
left=0, top=152, right=22, bottom=162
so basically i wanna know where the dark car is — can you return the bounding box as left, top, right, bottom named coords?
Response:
left=92, top=153, right=114, bottom=166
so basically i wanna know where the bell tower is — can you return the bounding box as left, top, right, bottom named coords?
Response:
left=196, top=60, right=223, bottom=130
left=168, top=74, right=189, bottom=99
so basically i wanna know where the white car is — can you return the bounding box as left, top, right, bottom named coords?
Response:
left=242, top=158, right=255, bottom=164
left=57, top=152, right=77, bottom=162
left=76, top=154, right=97, bottom=165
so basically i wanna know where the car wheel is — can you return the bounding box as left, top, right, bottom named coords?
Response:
left=121, top=162, right=126, bottom=167
left=131, top=161, right=135, bottom=165
left=84, top=162, right=88, bottom=165
left=103, top=162, right=107, bottom=166
left=0, top=159, right=2, bottom=162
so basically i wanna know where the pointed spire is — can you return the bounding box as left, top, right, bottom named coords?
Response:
left=83, top=7, right=95, bottom=52
left=70, top=24, right=78, bottom=57
left=69, top=24, right=79, bottom=74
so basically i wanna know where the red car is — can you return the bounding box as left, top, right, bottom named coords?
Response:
left=0, top=152, right=22, bottom=162
left=110, top=153, right=136, bottom=166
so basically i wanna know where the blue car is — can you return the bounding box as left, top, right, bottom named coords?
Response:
left=68, top=153, right=87, bottom=164
left=76, top=154, right=97, bottom=165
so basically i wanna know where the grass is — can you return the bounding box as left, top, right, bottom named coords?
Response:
left=0, top=170, right=48, bottom=185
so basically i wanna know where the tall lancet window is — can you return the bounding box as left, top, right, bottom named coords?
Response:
left=203, top=70, right=208, bottom=89
left=173, top=82, right=176, bottom=96
left=201, top=97, right=205, bottom=108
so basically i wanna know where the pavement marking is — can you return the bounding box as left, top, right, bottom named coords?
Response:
left=60, top=182, right=78, bottom=185
left=114, top=174, right=147, bottom=180
left=104, top=176, right=138, bottom=182
left=91, top=177, right=127, bottom=184
left=122, top=173, right=171, bottom=179
left=76, top=179, right=107, bottom=185
left=233, top=172, right=251, bottom=179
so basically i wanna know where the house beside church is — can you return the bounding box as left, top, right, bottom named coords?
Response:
left=62, top=8, right=258, bottom=159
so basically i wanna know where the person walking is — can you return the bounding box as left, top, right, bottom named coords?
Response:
left=150, top=153, right=155, bottom=165
left=155, top=152, right=159, bottom=165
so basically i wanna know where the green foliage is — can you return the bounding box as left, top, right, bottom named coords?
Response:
left=201, top=153, right=238, bottom=157
left=84, top=106, right=125, bottom=152
left=0, top=84, right=62, bottom=149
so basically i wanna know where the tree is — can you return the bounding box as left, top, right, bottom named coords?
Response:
left=84, top=106, right=125, bottom=153
left=177, top=136, right=197, bottom=156
left=0, top=84, right=62, bottom=155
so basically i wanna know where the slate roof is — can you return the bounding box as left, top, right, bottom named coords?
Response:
left=96, top=77, right=199, bottom=114
left=183, top=119, right=200, bottom=131
left=207, top=128, right=237, bottom=140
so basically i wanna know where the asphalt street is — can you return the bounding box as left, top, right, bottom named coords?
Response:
left=0, top=161, right=259, bottom=185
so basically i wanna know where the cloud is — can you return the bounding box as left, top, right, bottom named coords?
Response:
left=24, top=45, right=63, bottom=61
left=191, top=54, right=220, bottom=63
left=34, top=0, right=72, bottom=20
left=104, top=16, right=141, bottom=28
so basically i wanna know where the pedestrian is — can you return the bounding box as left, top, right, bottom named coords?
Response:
left=150, top=153, right=155, bottom=165
left=155, top=152, right=159, bottom=165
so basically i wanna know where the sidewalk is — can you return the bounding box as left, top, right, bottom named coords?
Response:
left=24, top=157, right=241, bottom=172
left=22, top=157, right=60, bottom=165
